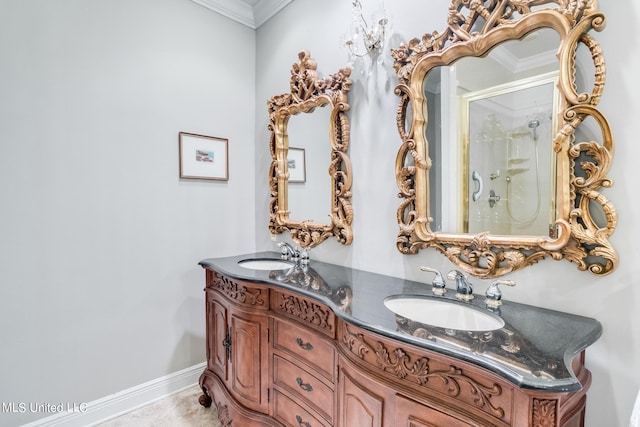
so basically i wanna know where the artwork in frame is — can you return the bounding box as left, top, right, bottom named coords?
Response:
left=179, top=132, right=228, bottom=181
left=287, top=147, right=306, bottom=183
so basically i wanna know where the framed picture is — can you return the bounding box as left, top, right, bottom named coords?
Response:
left=287, top=147, right=306, bottom=183
left=179, top=132, right=228, bottom=181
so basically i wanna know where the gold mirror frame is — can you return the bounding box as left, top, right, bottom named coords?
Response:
left=392, top=1, right=616, bottom=278
left=268, top=51, right=353, bottom=248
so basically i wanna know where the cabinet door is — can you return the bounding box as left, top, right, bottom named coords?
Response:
left=395, top=395, right=474, bottom=427
left=207, top=298, right=228, bottom=381
left=339, top=369, right=384, bottom=427
left=230, top=309, right=269, bottom=414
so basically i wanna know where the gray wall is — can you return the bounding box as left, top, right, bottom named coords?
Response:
left=2, top=0, right=638, bottom=426
left=0, top=0, right=255, bottom=425
left=255, top=1, right=640, bottom=426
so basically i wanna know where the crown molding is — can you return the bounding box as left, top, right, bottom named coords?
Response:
left=191, top=0, right=292, bottom=29
left=490, top=47, right=557, bottom=74
left=252, top=0, right=292, bottom=28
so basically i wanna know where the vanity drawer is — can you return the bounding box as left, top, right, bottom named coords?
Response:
left=273, top=354, right=334, bottom=422
left=273, top=389, right=330, bottom=427
left=273, top=317, right=336, bottom=381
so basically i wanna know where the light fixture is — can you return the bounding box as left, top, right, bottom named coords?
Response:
left=344, top=0, right=388, bottom=61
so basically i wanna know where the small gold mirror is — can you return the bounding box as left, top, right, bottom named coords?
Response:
left=392, top=1, right=616, bottom=277
left=268, top=51, right=353, bottom=248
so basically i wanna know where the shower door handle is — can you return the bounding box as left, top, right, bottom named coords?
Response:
left=472, top=170, right=483, bottom=202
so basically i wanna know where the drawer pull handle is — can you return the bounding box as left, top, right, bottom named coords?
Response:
left=296, top=338, right=313, bottom=350
left=295, top=415, right=312, bottom=427
left=296, top=377, right=313, bottom=392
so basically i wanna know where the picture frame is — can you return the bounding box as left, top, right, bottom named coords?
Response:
left=287, top=147, right=306, bottom=183
left=179, top=132, right=228, bottom=181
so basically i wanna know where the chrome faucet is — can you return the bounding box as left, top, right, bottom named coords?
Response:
left=446, top=270, right=474, bottom=301
left=485, top=279, right=516, bottom=308
left=277, top=242, right=299, bottom=260
left=419, top=266, right=447, bottom=295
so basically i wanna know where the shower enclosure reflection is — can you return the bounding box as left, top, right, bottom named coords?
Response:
left=424, top=28, right=561, bottom=237
left=463, top=74, right=558, bottom=236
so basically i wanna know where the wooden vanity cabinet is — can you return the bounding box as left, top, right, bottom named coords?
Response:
left=199, top=268, right=592, bottom=427
left=199, top=270, right=272, bottom=426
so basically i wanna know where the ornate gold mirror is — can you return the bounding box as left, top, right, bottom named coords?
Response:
left=268, top=51, right=353, bottom=248
left=392, top=1, right=616, bottom=277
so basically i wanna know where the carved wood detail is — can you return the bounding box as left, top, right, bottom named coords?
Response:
left=214, top=399, right=232, bottom=427
left=341, top=323, right=505, bottom=419
left=199, top=373, right=231, bottom=427
left=532, top=398, right=557, bottom=427
left=274, top=291, right=334, bottom=335
left=210, top=271, right=266, bottom=307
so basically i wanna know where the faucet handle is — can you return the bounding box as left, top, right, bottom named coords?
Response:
left=300, top=248, right=310, bottom=264
left=277, top=241, right=294, bottom=259
left=485, top=279, right=516, bottom=308
left=420, top=266, right=446, bottom=295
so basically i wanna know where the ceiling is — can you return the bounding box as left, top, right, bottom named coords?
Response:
left=191, top=0, right=293, bottom=29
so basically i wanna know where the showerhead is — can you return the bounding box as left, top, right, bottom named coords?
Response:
left=528, top=119, right=540, bottom=129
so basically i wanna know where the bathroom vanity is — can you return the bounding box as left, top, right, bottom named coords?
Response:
left=197, top=253, right=601, bottom=427
left=229, top=2, right=612, bottom=425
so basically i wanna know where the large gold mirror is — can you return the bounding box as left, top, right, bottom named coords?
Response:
left=392, top=1, right=616, bottom=278
left=268, top=51, right=353, bottom=248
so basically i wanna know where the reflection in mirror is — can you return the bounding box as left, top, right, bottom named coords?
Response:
left=464, top=76, right=558, bottom=237
left=426, top=29, right=560, bottom=237
left=268, top=51, right=353, bottom=248
left=286, top=106, right=332, bottom=222
left=392, top=1, right=616, bottom=277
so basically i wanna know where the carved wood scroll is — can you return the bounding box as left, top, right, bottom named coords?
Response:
left=209, top=270, right=266, bottom=308
left=271, top=289, right=336, bottom=338
left=340, top=322, right=508, bottom=422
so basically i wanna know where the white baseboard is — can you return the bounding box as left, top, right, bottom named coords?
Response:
left=22, top=362, right=206, bottom=427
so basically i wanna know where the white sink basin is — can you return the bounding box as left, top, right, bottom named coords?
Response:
left=237, top=259, right=295, bottom=271
left=384, top=295, right=505, bottom=331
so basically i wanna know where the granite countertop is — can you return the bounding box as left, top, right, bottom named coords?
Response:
left=199, top=251, right=602, bottom=392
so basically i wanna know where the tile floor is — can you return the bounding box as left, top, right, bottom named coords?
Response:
left=95, top=385, right=221, bottom=427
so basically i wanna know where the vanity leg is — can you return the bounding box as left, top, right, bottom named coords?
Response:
left=198, top=373, right=212, bottom=408
left=198, top=390, right=212, bottom=408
